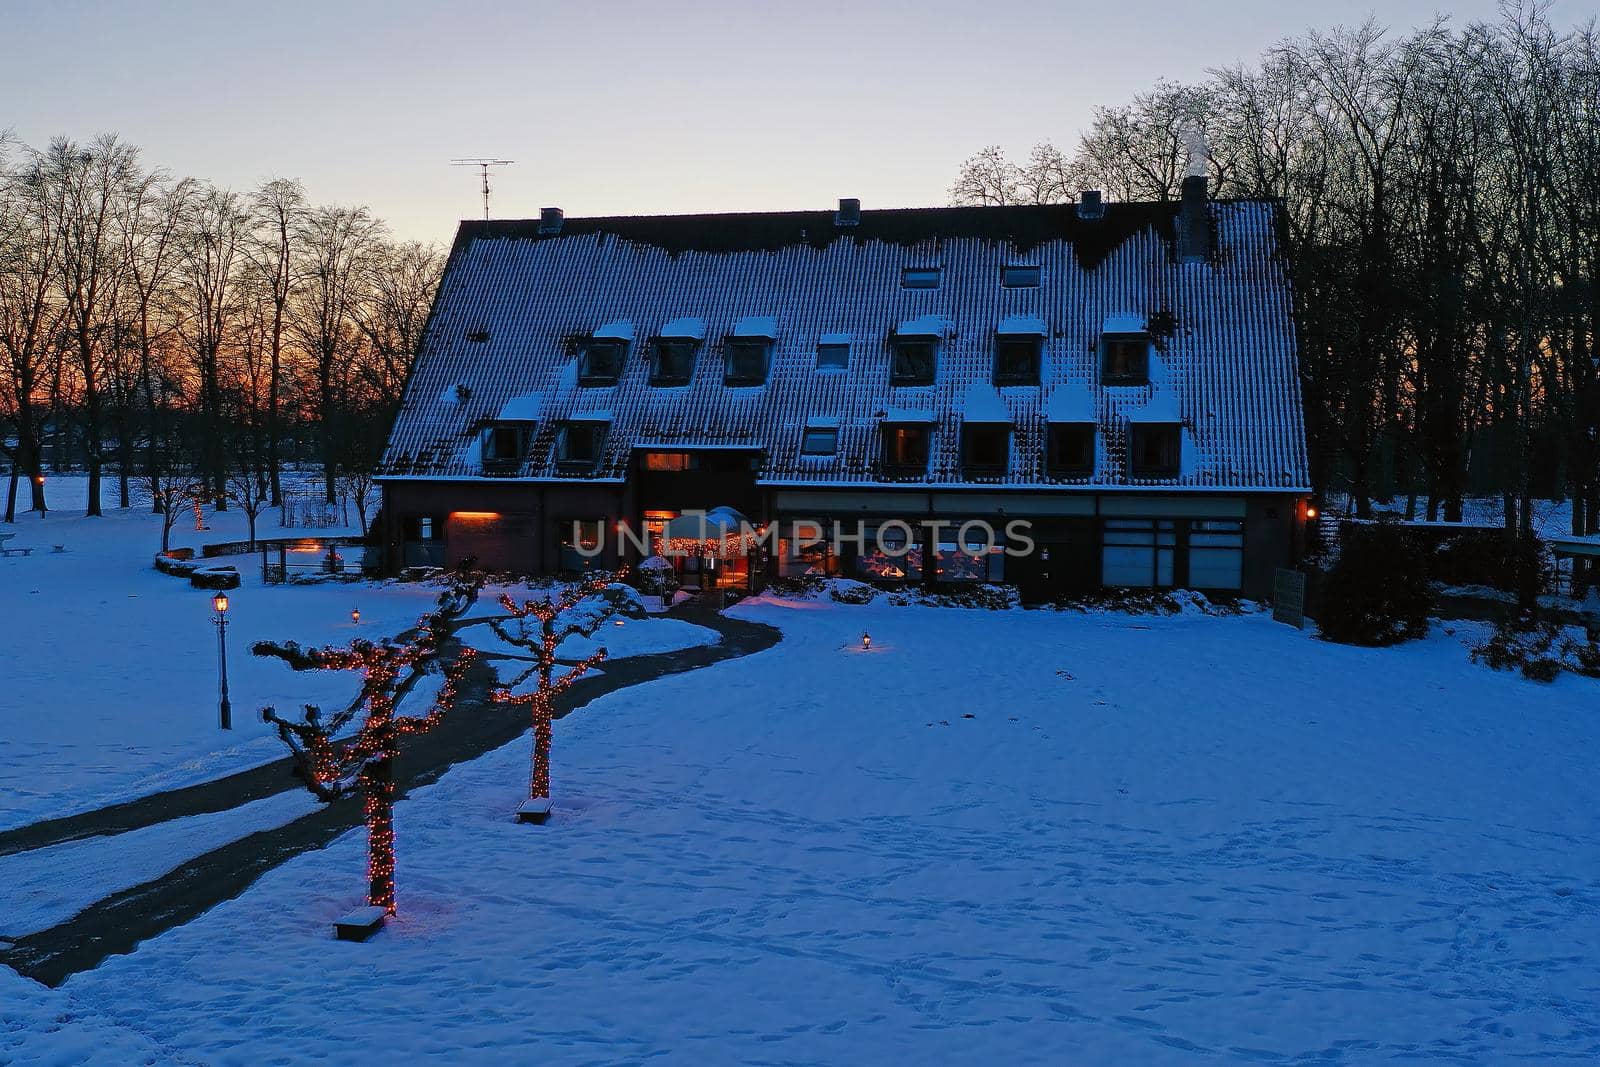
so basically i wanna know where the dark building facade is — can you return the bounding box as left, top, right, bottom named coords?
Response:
left=378, top=183, right=1312, bottom=600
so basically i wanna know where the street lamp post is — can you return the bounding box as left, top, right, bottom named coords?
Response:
left=213, top=591, right=232, bottom=729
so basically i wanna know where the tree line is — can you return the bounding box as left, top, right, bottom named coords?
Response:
left=0, top=132, right=443, bottom=523
left=952, top=6, right=1600, bottom=536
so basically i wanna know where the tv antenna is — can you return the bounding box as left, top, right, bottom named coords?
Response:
left=450, top=158, right=515, bottom=219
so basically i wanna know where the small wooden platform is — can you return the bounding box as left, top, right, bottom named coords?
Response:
left=333, top=905, right=387, bottom=941
left=516, top=797, right=553, bottom=824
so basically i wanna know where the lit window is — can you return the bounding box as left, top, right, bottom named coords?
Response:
left=651, top=339, right=696, bottom=385
left=816, top=342, right=849, bottom=370
left=1189, top=520, right=1244, bottom=590
left=724, top=338, right=771, bottom=385
left=881, top=424, right=931, bottom=475
left=1101, top=334, right=1150, bottom=384
left=580, top=339, right=627, bottom=385
left=1001, top=265, right=1040, bottom=288
left=559, top=519, right=605, bottom=573
left=994, top=335, right=1041, bottom=385
left=801, top=427, right=838, bottom=456
left=962, top=425, right=1009, bottom=475
left=1102, top=519, right=1177, bottom=587
left=856, top=525, right=923, bottom=582
left=642, top=451, right=694, bottom=471
left=1129, top=424, right=1181, bottom=477
left=1047, top=424, right=1095, bottom=476
left=902, top=267, right=941, bottom=289
left=892, top=337, right=937, bottom=385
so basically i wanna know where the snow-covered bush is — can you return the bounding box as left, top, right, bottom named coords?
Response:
left=1317, top=521, right=1433, bottom=646
left=826, top=578, right=877, bottom=604
left=1471, top=616, right=1600, bottom=682
left=598, top=582, right=649, bottom=619
left=636, top=555, right=679, bottom=599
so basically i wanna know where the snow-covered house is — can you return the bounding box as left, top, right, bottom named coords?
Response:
left=378, top=179, right=1311, bottom=598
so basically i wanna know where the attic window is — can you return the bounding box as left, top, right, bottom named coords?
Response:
left=1129, top=424, right=1181, bottom=477
left=724, top=338, right=771, bottom=386
left=994, top=335, right=1041, bottom=385
left=580, top=338, right=628, bottom=385
left=482, top=424, right=530, bottom=465
left=466, top=329, right=490, bottom=343
left=881, top=424, right=931, bottom=476
left=801, top=426, right=838, bottom=456
left=558, top=420, right=608, bottom=471
left=901, top=267, right=941, bottom=289
left=816, top=338, right=849, bottom=371
left=891, top=337, right=937, bottom=386
left=1047, top=424, right=1095, bottom=476
left=652, top=339, right=697, bottom=385
left=962, top=424, right=1010, bottom=476
left=1101, top=333, right=1150, bottom=385
left=1001, top=265, right=1041, bottom=288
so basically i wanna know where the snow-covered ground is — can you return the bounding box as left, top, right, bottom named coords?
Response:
left=5, top=584, right=1598, bottom=1063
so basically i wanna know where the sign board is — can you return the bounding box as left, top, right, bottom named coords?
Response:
left=1272, top=568, right=1307, bottom=629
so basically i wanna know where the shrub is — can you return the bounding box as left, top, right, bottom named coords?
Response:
left=826, top=578, right=877, bottom=604
left=1433, top=531, right=1548, bottom=592
left=636, top=555, right=679, bottom=599
left=1317, top=521, right=1434, bottom=645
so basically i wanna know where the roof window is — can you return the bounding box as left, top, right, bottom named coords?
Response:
left=901, top=267, right=941, bottom=289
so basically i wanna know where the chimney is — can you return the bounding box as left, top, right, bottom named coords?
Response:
left=538, top=207, right=564, bottom=235
left=1076, top=190, right=1104, bottom=220
left=1177, top=175, right=1208, bottom=263
left=835, top=197, right=861, bottom=226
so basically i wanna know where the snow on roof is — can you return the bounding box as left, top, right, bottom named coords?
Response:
left=593, top=320, right=633, bottom=342
left=896, top=315, right=953, bottom=338
left=1128, top=390, right=1181, bottom=423
left=818, top=332, right=851, bottom=346
left=961, top=383, right=1011, bottom=424
left=806, top=415, right=841, bottom=428
left=568, top=409, right=613, bottom=423
left=996, top=314, right=1047, bottom=336
left=733, top=316, right=778, bottom=338
left=1103, top=313, right=1146, bottom=335
left=383, top=201, right=1307, bottom=489
left=659, top=317, right=706, bottom=340
left=496, top=394, right=542, bottom=422
left=1046, top=383, right=1096, bottom=423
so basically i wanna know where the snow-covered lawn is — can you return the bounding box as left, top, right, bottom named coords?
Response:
left=7, top=591, right=1598, bottom=1063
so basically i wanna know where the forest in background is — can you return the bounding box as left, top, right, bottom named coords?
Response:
left=0, top=132, right=443, bottom=523
left=953, top=5, right=1600, bottom=536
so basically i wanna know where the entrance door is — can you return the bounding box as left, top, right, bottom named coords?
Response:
left=1009, top=521, right=1096, bottom=604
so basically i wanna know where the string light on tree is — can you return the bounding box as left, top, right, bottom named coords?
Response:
left=255, top=568, right=484, bottom=934
left=489, top=568, right=629, bottom=823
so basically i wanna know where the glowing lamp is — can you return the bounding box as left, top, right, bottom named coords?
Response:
left=613, top=619, right=625, bottom=627
left=861, top=632, right=872, bottom=650
left=34, top=475, right=45, bottom=485
left=212, top=592, right=230, bottom=615
left=1306, top=505, right=1319, bottom=520
left=352, top=607, right=362, bottom=624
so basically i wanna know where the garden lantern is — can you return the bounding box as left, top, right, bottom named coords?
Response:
left=862, top=632, right=871, bottom=650
left=352, top=607, right=362, bottom=625
left=212, top=592, right=232, bottom=729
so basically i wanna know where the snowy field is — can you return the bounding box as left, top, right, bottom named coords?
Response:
left=5, top=569, right=1599, bottom=1062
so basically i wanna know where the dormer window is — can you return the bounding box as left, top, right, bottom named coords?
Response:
left=580, top=339, right=627, bottom=385
left=962, top=424, right=1010, bottom=476
left=558, top=419, right=609, bottom=472
left=1001, top=265, right=1041, bottom=288
left=1101, top=317, right=1150, bottom=385
left=652, top=339, right=696, bottom=385
left=901, top=267, right=941, bottom=289
left=892, top=337, right=937, bottom=386
left=1129, top=424, right=1181, bottom=477
left=482, top=423, right=530, bottom=466
left=724, top=338, right=771, bottom=385
left=1047, top=424, right=1095, bottom=476
left=881, top=420, right=932, bottom=476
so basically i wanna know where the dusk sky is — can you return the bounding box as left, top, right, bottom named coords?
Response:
left=9, top=0, right=1518, bottom=244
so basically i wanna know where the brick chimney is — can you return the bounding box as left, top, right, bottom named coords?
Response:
left=1177, top=175, right=1208, bottom=263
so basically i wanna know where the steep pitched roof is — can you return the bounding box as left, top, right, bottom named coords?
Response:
left=381, top=201, right=1309, bottom=491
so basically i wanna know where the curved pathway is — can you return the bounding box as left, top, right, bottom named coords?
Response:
left=0, top=603, right=780, bottom=988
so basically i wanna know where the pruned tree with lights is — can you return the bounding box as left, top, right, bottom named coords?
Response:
left=489, top=568, right=630, bottom=823
left=254, top=569, right=484, bottom=933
